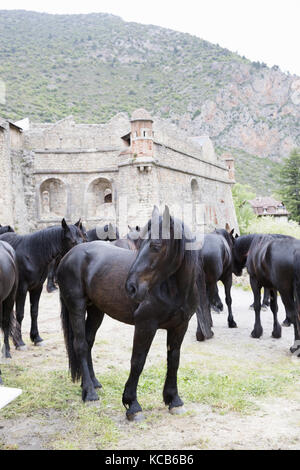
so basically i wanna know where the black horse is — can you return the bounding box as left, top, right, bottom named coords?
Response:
left=46, top=220, right=87, bottom=293
left=0, top=241, right=18, bottom=378
left=202, top=228, right=237, bottom=328
left=0, top=219, right=85, bottom=349
left=232, top=234, right=300, bottom=350
left=57, top=207, right=207, bottom=420
left=232, top=233, right=293, bottom=330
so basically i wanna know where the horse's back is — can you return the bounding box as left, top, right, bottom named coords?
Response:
left=58, top=241, right=137, bottom=324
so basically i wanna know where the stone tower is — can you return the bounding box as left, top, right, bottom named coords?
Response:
left=130, top=108, right=154, bottom=158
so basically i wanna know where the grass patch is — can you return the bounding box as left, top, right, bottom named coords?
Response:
left=1, top=352, right=300, bottom=448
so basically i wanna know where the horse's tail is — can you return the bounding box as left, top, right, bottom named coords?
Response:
left=294, top=249, right=300, bottom=321
left=60, top=294, right=81, bottom=382
left=196, top=254, right=214, bottom=341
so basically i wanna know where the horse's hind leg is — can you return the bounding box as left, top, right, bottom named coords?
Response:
left=2, top=289, right=17, bottom=358
left=122, top=320, right=157, bottom=421
left=270, top=289, right=281, bottom=339
left=85, top=305, right=104, bottom=389
left=68, top=298, right=99, bottom=402
left=15, top=283, right=28, bottom=349
left=223, top=275, right=237, bottom=328
left=29, top=285, right=44, bottom=345
left=163, top=320, right=189, bottom=413
left=250, top=277, right=263, bottom=338
left=280, top=292, right=300, bottom=355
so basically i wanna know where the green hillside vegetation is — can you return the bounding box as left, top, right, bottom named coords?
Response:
left=0, top=10, right=248, bottom=123
left=216, top=147, right=282, bottom=196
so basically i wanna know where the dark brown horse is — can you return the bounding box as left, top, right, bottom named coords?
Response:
left=57, top=207, right=206, bottom=420
left=0, top=241, right=18, bottom=380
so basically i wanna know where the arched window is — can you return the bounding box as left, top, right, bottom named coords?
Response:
left=86, top=178, right=113, bottom=219
left=39, top=178, right=67, bottom=219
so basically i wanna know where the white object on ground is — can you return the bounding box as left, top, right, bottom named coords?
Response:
left=0, top=386, right=22, bottom=409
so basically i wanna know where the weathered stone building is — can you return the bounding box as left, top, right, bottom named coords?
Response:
left=0, top=109, right=238, bottom=235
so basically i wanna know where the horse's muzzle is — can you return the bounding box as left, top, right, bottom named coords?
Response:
left=125, top=278, right=148, bottom=303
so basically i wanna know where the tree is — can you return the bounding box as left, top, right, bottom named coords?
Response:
left=277, top=148, right=300, bottom=223
left=232, top=183, right=257, bottom=234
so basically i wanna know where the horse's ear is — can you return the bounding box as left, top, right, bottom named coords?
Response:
left=128, top=225, right=133, bottom=231
left=235, top=233, right=239, bottom=239
left=230, top=229, right=234, bottom=236
left=136, top=226, right=140, bottom=232
left=62, top=218, right=69, bottom=230
left=225, top=223, right=231, bottom=232
left=75, top=218, right=81, bottom=227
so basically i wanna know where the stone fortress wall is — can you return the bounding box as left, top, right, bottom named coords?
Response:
left=0, top=109, right=238, bottom=236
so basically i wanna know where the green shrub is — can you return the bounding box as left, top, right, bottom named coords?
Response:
left=246, top=217, right=300, bottom=238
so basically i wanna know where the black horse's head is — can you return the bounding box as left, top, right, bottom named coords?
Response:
left=125, top=206, right=199, bottom=314
left=215, top=226, right=235, bottom=250
left=75, top=219, right=88, bottom=242
left=231, top=233, right=252, bottom=276
left=0, top=225, right=14, bottom=235
left=61, top=218, right=86, bottom=253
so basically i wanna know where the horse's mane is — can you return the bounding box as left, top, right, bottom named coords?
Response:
left=214, top=228, right=233, bottom=246
left=234, top=234, right=256, bottom=257
left=0, top=226, right=64, bottom=260
left=145, top=215, right=199, bottom=316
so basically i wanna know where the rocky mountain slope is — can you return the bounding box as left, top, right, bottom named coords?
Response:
left=0, top=10, right=299, bottom=193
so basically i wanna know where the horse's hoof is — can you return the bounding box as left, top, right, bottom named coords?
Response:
left=251, top=330, right=262, bottom=339
left=282, top=319, right=291, bottom=327
left=16, top=344, right=27, bottom=351
left=93, top=379, right=102, bottom=389
left=47, top=286, right=58, bottom=293
left=126, top=411, right=144, bottom=422
left=228, top=321, right=237, bottom=328
left=169, top=406, right=185, bottom=415
left=196, top=331, right=205, bottom=342
left=83, top=391, right=99, bottom=402
left=290, top=344, right=300, bottom=355
left=34, top=341, right=45, bottom=347
left=271, top=329, right=282, bottom=339
left=261, top=304, right=268, bottom=311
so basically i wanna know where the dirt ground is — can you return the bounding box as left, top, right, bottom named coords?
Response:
left=1, top=285, right=300, bottom=450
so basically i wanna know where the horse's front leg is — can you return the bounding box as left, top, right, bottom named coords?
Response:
left=122, top=320, right=157, bottom=421
left=163, top=320, right=189, bottom=413
left=29, top=285, right=44, bottom=345
left=223, top=274, right=237, bottom=328
left=250, top=277, right=263, bottom=338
